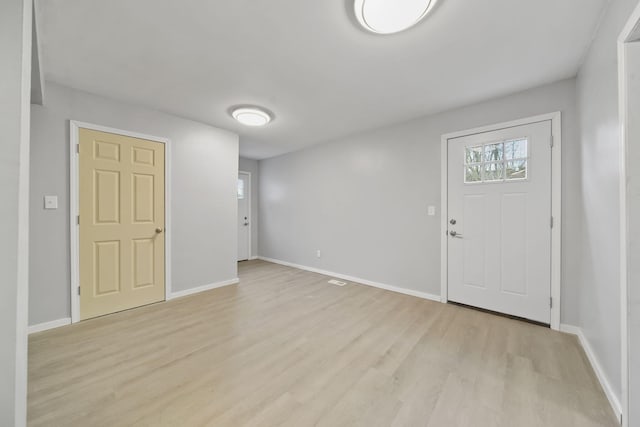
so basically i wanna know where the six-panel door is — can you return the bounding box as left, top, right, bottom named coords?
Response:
left=79, top=128, right=165, bottom=320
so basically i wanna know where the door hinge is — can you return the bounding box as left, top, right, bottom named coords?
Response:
left=76, top=143, right=80, bottom=154
left=550, top=135, right=554, bottom=148
left=78, top=286, right=81, bottom=296
left=550, top=297, right=553, bottom=308
left=550, top=216, right=554, bottom=228
left=77, top=215, right=80, bottom=225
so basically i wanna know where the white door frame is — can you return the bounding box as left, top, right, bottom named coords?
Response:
left=440, top=112, right=562, bottom=330
left=69, top=120, right=172, bottom=323
left=238, top=170, right=252, bottom=260
left=618, top=3, right=640, bottom=425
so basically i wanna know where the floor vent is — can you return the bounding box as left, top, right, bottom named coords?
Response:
left=328, top=279, right=347, bottom=286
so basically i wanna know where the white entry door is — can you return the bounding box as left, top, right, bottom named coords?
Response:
left=237, top=172, right=250, bottom=261
left=447, top=120, right=552, bottom=323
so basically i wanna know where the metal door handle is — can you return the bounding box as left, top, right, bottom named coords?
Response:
left=155, top=228, right=163, bottom=233
left=449, top=230, right=463, bottom=238
left=243, top=222, right=249, bottom=226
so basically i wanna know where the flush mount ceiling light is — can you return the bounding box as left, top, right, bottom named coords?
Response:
left=354, top=0, right=438, bottom=34
left=231, top=106, right=273, bottom=127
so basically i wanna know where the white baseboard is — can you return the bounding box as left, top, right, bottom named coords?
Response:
left=28, top=280, right=239, bottom=333
left=28, top=279, right=239, bottom=333
left=28, top=318, right=71, bottom=334
left=559, top=323, right=581, bottom=335
left=168, top=278, right=239, bottom=300
left=257, top=256, right=441, bottom=303
left=560, top=324, right=622, bottom=422
left=249, top=256, right=258, bottom=260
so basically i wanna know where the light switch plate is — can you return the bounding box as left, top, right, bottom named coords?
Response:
left=44, top=195, right=58, bottom=210
left=428, top=205, right=436, bottom=216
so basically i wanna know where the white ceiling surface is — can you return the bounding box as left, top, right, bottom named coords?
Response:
left=37, top=0, right=607, bottom=159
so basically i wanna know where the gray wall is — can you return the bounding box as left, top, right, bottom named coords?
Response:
left=259, top=78, right=581, bottom=325
left=1, top=0, right=31, bottom=424
left=239, top=157, right=259, bottom=259
left=30, top=82, right=239, bottom=326
left=576, top=0, right=640, bottom=414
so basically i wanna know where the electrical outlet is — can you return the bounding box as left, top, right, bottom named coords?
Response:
left=316, top=250, right=321, bottom=258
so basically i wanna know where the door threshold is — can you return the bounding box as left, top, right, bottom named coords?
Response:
left=448, top=301, right=550, bottom=328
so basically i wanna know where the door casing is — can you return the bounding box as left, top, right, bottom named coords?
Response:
left=69, top=121, right=172, bottom=323
left=618, top=3, right=640, bottom=425
left=440, top=112, right=562, bottom=331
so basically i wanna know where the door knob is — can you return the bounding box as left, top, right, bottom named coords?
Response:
left=155, top=228, right=163, bottom=233
left=449, top=230, right=463, bottom=238
left=244, top=222, right=249, bottom=226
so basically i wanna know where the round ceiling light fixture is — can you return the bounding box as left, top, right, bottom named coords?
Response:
left=231, top=106, right=273, bottom=127
left=354, top=0, right=438, bottom=34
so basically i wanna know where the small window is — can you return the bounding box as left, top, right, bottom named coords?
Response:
left=484, top=143, right=503, bottom=162
left=484, top=162, right=504, bottom=181
left=464, top=138, right=528, bottom=184
left=237, top=179, right=245, bottom=199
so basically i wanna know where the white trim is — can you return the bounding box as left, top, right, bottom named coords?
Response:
left=258, top=257, right=441, bottom=302
left=249, top=256, right=259, bottom=260
left=618, top=4, right=640, bottom=425
left=560, top=324, right=623, bottom=422
left=15, top=1, right=33, bottom=425
left=69, top=121, right=172, bottom=324
left=550, top=113, right=562, bottom=331
left=238, top=170, right=252, bottom=261
left=558, top=323, right=581, bottom=335
left=28, top=318, right=71, bottom=334
left=168, top=278, right=239, bottom=300
left=69, top=122, right=79, bottom=323
left=618, top=38, right=630, bottom=427
left=440, top=112, right=562, bottom=330
left=440, top=134, right=448, bottom=304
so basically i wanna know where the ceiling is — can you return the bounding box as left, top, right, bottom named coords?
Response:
left=36, top=0, right=607, bottom=159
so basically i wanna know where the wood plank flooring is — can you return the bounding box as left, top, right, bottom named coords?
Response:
left=28, top=260, right=618, bottom=426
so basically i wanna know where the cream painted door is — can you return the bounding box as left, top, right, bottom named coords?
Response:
left=79, top=128, right=165, bottom=320
left=447, top=120, right=552, bottom=324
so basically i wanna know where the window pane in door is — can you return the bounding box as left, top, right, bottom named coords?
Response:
left=484, top=162, right=503, bottom=181
left=465, top=165, right=482, bottom=183
left=237, top=179, right=245, bottom=199
left=506, top=160, right=527, bottom=180
left=505, top=138, right=527, bottom=160
left=484, top=143, right=503, bottom=162
left=465, top=146, right=483, bottom=164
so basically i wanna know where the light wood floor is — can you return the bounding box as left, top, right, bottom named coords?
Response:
left=29, top=260, right=618, bottom=426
